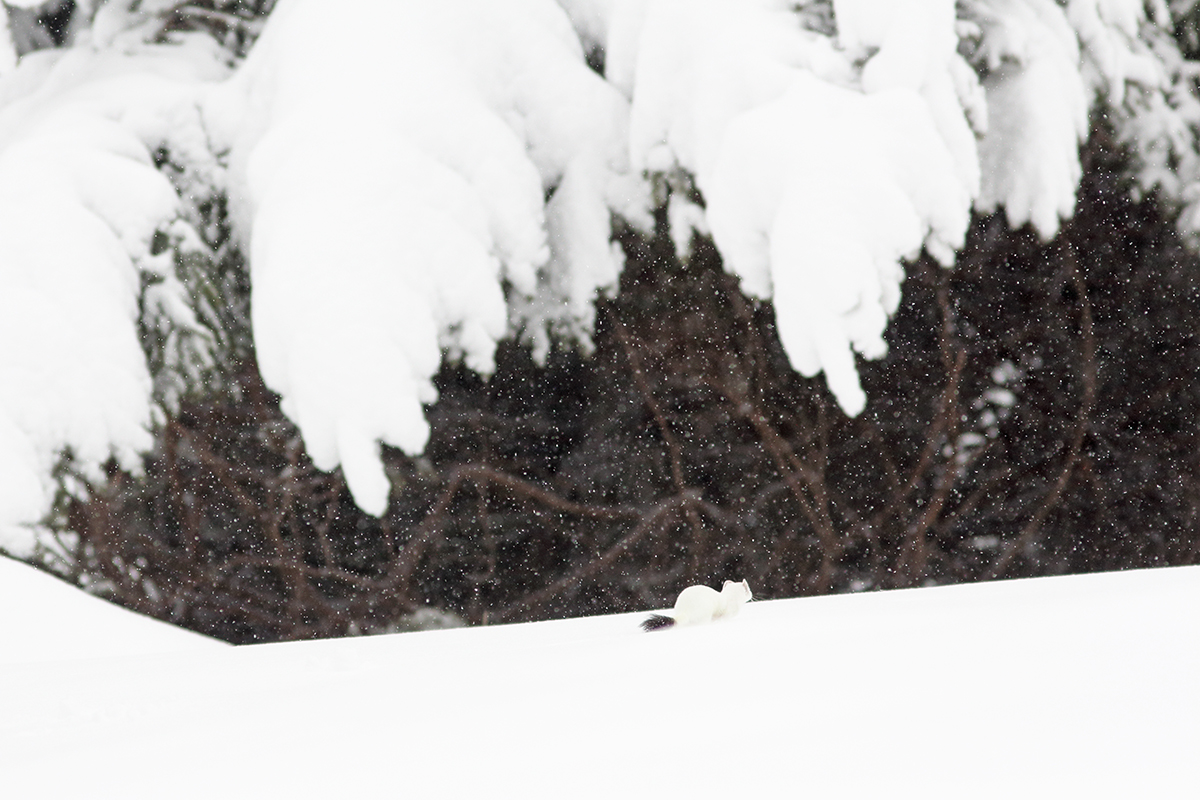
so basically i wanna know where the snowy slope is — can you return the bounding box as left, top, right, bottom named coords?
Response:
left=1, top=565, right=1196, bottom=798
left=0, top=557, right=224, bottom=664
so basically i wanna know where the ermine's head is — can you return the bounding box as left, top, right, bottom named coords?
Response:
left=722, top=579, right=752, bottom=603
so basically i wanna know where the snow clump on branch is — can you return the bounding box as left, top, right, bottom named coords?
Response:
left=592, top=0, right=976, bottom=415
left=206, top=0, right=644, bottom=515
left=0, top=39, right=228, bottom=557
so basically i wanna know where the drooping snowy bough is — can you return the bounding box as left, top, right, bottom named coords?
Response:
left=208, top=0, right=644, bottom=515
left=0, top=23, right=229, bottom=557
left=1, top=0, right=1198, bottom=549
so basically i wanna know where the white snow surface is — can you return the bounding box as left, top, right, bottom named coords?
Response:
left=209, top=0, right=640, bottom=515
left=0, top=564, right=1196, bottom=797
left=0, top=557, right=224, bottom=664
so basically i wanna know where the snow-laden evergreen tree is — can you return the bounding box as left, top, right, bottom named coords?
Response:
left=2, top=0, right=1199, bottom=556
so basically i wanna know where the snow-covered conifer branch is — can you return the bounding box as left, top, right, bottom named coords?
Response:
left=206, top=0, right=644, bottom=514
left=0, top=40, right=228, bottom=555
left=4, top=0, right=1200, bottom=537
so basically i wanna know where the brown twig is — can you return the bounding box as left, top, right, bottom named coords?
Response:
left=493, top=490, right=700, bottom=622
left=612, top=317, right=710, bottom=578
left=726, top=389, right=841, bottom=591
left=987, top=238, right=1096, bottom=580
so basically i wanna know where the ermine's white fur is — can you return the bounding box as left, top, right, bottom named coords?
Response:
left=641, top=580, right=752, bottom=631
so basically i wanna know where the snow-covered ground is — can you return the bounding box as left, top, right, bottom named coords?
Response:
left=0, top=557, right=224, bottom=664
left=1, top=557, right=1196, bottom=798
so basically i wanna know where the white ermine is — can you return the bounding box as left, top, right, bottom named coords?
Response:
left=641, top=579, right=753, bottom=631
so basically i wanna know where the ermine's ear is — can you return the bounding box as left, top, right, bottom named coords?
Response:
left=723, top=580, right=734, bottom=588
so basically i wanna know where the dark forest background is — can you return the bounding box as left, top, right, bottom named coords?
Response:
left=50, top=120, right=1200, bottom=643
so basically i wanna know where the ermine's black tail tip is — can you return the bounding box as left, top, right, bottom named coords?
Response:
left=641, top=614, right=675, bottom=632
